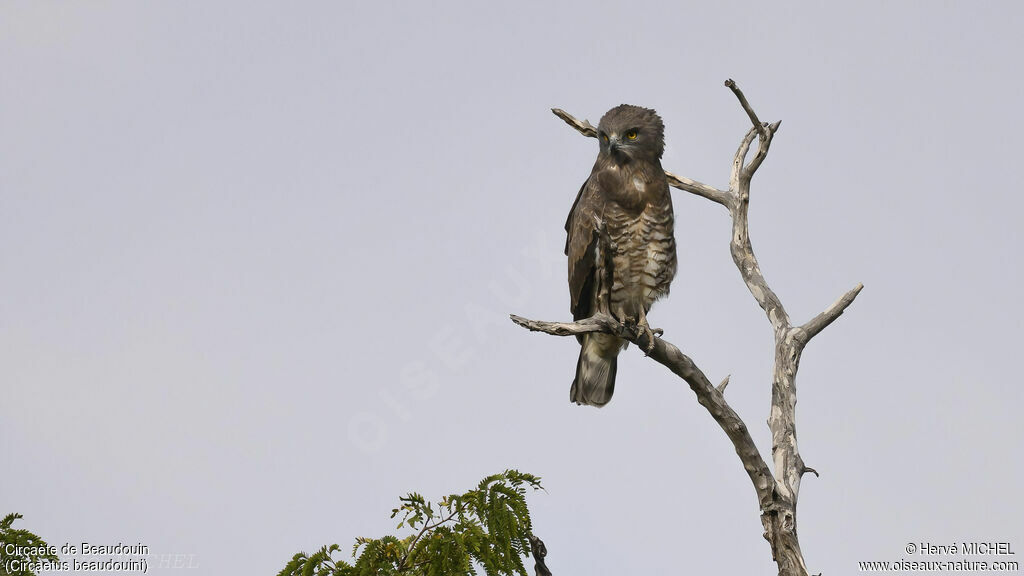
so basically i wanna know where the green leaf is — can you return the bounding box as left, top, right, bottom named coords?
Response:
left=280, top=471, right=543, bottom=576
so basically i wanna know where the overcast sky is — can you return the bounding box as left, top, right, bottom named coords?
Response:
left=2, top=2, right=1022, bottom=574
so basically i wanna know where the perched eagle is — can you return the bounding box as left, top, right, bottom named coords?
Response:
left=564, top=105, right=677, bottom=407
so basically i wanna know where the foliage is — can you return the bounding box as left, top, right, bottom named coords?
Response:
left=279, top=470, right=543, bottom=576
left=0, top=513, right=60, bottom=576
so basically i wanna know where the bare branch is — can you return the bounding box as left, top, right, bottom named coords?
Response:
left=529, top=534, right=552, bottom=576
left=665, top=171, right=732, bottom=207
left=725, top=78, right=767, bottom=140
left=510, top=314, right=620, bottom=338
left=724, top=77, right=779, bottom=189
left=722, top=81, right=789, bottom=332
left=730, top=127, right=760, bottom=195
left=551, top=108, right=597, bottom=138
left=721, top=81, right=833, bottom=576
left=717, top=375, right=731, bottom=394
left=510, top=313, right=776, bottom=509
left=741, top=121, right=778, bottom=183
left=797, top=283, right=865, bottom=343
left=729, top=240, right=790, bottom=332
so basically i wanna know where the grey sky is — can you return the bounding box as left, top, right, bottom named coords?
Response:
left=2, top=2, right=1022, bottom=574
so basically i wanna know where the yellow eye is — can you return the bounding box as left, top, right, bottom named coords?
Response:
left=601, top=134, right=609, bottom=143
left=626, top=130, right=638, bottom=140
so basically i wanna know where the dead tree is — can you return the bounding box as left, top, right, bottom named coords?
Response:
left=511, top=80, right=862, bottom=576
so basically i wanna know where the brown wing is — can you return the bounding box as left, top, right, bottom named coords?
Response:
left=565, top=176, right=602, bottom=321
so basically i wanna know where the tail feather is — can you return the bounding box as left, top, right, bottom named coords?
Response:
left=570, top=333, right=620, bottom=407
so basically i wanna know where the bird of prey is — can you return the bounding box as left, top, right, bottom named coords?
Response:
left=564, top=105, right=677, bottom=407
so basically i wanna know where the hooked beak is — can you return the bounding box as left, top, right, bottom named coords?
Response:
left=608, top=136, right=621, bottom=153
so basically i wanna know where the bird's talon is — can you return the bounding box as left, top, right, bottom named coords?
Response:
left=644, top=330, right=656, bottom=355
left=635, top=308, right=659, bottom=354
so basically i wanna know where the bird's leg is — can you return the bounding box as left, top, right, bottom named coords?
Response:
left=615, top=305, right=634, bottom=326
left=637, top=306, right=661, bottom=354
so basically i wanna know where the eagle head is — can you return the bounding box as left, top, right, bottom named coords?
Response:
left=596, top=104, right=665, bottom=162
